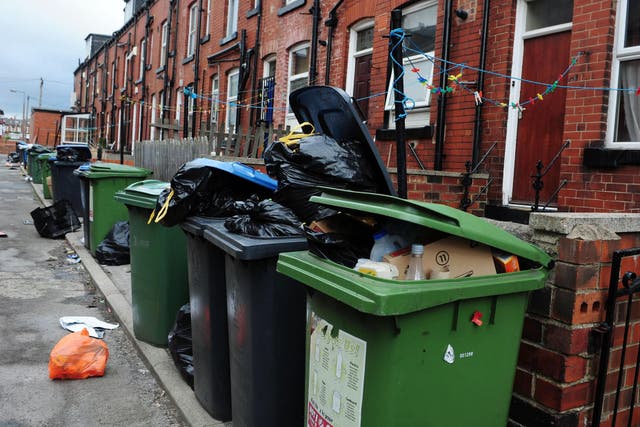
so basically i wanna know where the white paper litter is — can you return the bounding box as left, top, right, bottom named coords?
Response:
left=59, top=316, right=119, bottom=339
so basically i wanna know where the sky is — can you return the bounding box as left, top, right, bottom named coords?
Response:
left=0, top=1, right=125, bottom=118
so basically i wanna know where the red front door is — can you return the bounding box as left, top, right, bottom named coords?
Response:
left=353, top=54, right=372, bottom=120
left=511, top=31, right=570, bottom=205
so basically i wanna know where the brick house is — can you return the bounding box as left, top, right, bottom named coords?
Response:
left=29, top=108, right=74, bottom=147
left=72, top=1, right=640, bottom=424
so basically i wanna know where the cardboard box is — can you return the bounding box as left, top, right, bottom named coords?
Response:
left=493, top=252, right=520, bottom=273
left=383, top=235, right=496, bottom=280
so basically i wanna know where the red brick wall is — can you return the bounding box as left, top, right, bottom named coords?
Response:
left=30, top=110, right=66, bottom=147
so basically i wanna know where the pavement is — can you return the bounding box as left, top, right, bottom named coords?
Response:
left=29, top=171, right=229, bottom=427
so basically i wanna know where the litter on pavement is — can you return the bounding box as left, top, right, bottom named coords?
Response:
left=59, top=316, right=119, bottom=339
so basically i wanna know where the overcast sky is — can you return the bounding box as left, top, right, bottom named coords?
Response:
left=0, top=1, right=124, bottom=118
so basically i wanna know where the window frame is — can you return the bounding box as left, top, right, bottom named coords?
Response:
left=187, top=3, right=198, bottom=57
left=210, top=74, right=220, bottom=130
left=384, top=0, right=437, bottom=128
left=345, top=19, right=374, bottom=98
left=286, top=43, right=310, bottom=127
left=605, top=0, right=640, bottom=148
left=160, top=21, right=169, bottom=68
left=138, top=39, right=146, bottom=80
left=205, top=0, right=212, bottom=36
left=226, top=68, right=240, bottom=132
left=227, top=0, right=239, bottom=38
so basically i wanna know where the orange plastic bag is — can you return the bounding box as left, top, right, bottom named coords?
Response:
left=48, top=328, right=109, bottom=379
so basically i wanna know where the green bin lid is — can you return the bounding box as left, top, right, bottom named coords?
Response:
left=75, top=161, right=152, bottom=179
left=309, top=188, right=553, bottom=269
left=114, top=179, right=169, bottom=209
left=37, top=152, right=56, bottom=160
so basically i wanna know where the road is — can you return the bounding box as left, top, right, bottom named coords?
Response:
left=0, top=165, right=186, bottom=427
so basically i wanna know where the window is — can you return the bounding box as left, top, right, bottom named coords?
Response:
left=210, top=75, right=220, bottom=130
left=384, top=1, right=437, bottom=128
left=205, top=0, right=211, bottom=36
left=186, top=83, right=195, bottom=131
left=139, top=39, right=146, bottom=80
left=526, top=0, right=573, bottom=32
left=187, top=3, right=198, bottom=57
left=227, top=0, right=238, bottom=38
left=150, top=94, right=157, bottom=140
left=287, top=44, right=309, bottom=127
left=176, top=88, right=183, bottom=125
left=61, top=114, right=90, bottom=144
left=111, top=62, right=116, bottom=96
left=259, top=56, right=276, bottom=124
left=226, top=69, right=239, bottom=132
left=158, top=90, right=164, bottom=139
left=160, top=21, right=168, bottom=68
left=607, top=0, right=640, bottom=146
left=123, top=53, right=130, bottom=90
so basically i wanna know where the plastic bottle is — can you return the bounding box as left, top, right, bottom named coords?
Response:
left=405, top=244, right=426, bottom=280
left=370, top=230, right=404, bottom=262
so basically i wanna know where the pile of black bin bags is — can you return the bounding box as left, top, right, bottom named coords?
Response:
left=153, top=133, right=378, bottom=241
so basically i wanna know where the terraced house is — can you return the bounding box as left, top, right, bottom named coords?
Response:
left=72, top=0, right=640, bottom=425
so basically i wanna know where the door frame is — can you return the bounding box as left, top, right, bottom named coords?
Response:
left=502, top=0, right=572, bottom=206
left=345, top=18, right=375, bottom=98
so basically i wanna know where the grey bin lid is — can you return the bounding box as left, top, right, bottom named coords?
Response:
left=180, top=216, right=227, bottom=238
left=202, top=220, right=308, bottom=261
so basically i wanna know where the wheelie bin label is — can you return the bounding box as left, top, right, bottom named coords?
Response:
left=307, top=312, right=366, bottom=427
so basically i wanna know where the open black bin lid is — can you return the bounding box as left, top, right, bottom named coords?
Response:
left=289, top=86, right=396, bottom=196
left=202, top=220, right=307, bottom=261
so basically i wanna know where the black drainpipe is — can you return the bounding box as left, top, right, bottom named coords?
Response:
left=471, top=0, right=490, bottom=167
left=309, top=0, right=321, bottom=85
left=249, top=1, right=263, bottom=125
left=140, top=7, right=152, bottom=141
left=161, top=0, right=176, bottom=132
left=191, top=0, right=203, bottom=138
left=434, top=0, right=453, bottom=171
left=324, top=0, right=344, bottom=85
left=235, top=30, right=248, bottom=132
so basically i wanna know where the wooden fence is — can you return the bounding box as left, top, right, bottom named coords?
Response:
left=134, top=124, right=289, bottom=181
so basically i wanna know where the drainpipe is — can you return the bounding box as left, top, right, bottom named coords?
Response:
left=434, top=0, right=453, bottom=171
left=191, top=0, right=203, bottom=138
left=249, top=1, right=263, bottom=125
left=309, top=0, right=321, bottom=85
left=141, top=7, right=152, bottom=141
left=324, top=0, right=344, bottom=85
left=471, top=0, right=490, bottom=167
left=235, top=30, right=248, bottom=132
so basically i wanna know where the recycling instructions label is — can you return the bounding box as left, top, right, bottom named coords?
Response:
left=307, top=312, right=367, bottom=427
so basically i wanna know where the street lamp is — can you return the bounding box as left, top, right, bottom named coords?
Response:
left=9, top=89, right=26, bottom=140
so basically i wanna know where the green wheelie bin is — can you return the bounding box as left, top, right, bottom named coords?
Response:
left=277, top=188, right=554, bottom=427
left=114, top=180, right=189, bottom=346
left=28, top=146, right=52, bottom=184
left=74, top=162, right=152, bottom=255
left=38, top=152, right=56, bottom=199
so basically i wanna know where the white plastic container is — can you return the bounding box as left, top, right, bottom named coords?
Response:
left=354, top=259, right=399, bottom=279
left=370, top=230, right=406, bottom=262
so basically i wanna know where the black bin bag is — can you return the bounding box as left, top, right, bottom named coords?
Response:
left=263, top=135, right=378, bottom=222
left=168, top=303, right=194, bottom=389
left=96, top=221, right=130, bottom=266
left=224, top=197, right=303, bottom=237
left=153, top=159, right=275, bottom=227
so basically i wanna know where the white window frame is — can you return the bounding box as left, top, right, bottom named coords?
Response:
left=210, top=75, right=220, bottom=130
left=286, top=43, right=310, bottom=128
left=187, top=3, right=198, bottom=57
left=61, top=113, right=91, bottom=144
left=205, top=0, right=211, bottom=36
left=346, top=19, right=374, bottom=97
left=227, top=0, right=238, bottom=38
left=150, top=94, right=157, bottom=140
left=159, top=90, right=164, bottom=139
left=110, top=62, right=116, bottom=96
left=160, top=21, right=169, bottom=68
left=605, top=0, right=640, bottom=148
left=176, top=88, right=183, bottom=123
left=264, top=55, right=276, bottom=78
left=384, top=1, right=437, bottom=128
left=138, top=39, right=146, bottom=80
left=226, top=68, right=239, bottom=132
left=186, top=83, right=195, bottom=128
left=123, top=53, right=130, bottom=90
